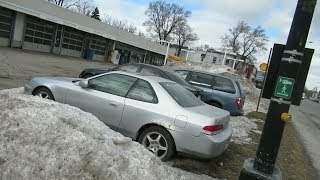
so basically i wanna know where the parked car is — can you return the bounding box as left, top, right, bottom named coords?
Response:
left=311, top=98, right=320, bottom=103
left=24, top=71, right=232, bottom=161
left=174, top=69, right=245, bottom=116
left=79, top=63, right=202, bottom=98
left=254, top=71, right=266, bottom=89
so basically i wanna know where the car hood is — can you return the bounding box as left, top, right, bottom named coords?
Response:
left=42, top=77, right=82, bottom=83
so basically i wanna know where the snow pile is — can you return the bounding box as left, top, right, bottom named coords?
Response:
left=229, top=116, right=259, bottom=144
left=0, top=88, right=214, bottom=180
left=167, top=62, right=236, bottom=74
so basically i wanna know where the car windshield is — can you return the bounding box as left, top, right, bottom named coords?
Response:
left=163, top=70, right=191, bottom=87
left=160, top=82, right=203, bottom=107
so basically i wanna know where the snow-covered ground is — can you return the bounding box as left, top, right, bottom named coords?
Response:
left=0, top=88, right=215, bottom=180
left=168, top=62, right=270, bottom=145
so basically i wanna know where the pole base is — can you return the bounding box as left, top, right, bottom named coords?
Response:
left=239, top=159, right=282, bottom=180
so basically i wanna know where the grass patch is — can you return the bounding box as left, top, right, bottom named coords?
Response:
left=170, top=112, right=313, bottom=180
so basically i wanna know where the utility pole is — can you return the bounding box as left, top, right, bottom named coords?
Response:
left=239, top=0, right=317, bottom=179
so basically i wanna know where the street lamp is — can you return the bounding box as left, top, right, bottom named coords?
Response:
left=159, top=40, right=174, bottom=65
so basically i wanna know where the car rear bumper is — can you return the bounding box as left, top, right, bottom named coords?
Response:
left=170, top=126, right=232, bottom=159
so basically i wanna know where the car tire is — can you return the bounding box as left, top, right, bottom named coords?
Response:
left=138, top=126, right=175, bottom=161
left=33, top=87, right=54, bottom=100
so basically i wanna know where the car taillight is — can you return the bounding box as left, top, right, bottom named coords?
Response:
left=202, top=125, right=223, bottom=135
left=236, top=97, right=242, bottom=108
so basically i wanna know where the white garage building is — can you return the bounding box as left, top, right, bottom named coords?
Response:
left=0, top=0, right=167, bottom=65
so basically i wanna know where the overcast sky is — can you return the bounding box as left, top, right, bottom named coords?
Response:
left=95, top=0, right=320, bottom=89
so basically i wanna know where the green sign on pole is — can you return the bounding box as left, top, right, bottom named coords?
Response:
left=274, top=76, right=295, bottom=99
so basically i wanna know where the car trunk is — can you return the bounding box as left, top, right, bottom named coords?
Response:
left=185, top=105, right=230, bottom=131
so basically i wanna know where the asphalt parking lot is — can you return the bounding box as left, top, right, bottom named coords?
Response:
left=0, top=47, right=114, bottom=90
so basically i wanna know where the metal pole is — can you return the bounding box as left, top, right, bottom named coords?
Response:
left=256, top=48, right=273, bottom=112
left=240, top=0, right=317, bottom=179
left=164, top=42, right=170, bottom=65
left=186, top=51, right=189, bottom=61
left=222, top=51, right=227, bottom=66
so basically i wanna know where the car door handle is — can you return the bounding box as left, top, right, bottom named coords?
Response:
left=109, top=102, right=118, bottom=108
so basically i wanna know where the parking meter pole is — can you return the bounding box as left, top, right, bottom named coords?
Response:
left=256, top=48, right=272, bottom=112
left=239, top=0, right=317, bottom=179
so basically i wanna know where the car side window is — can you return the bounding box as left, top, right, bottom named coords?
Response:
left=88, top=74, right=137, bottom=97
left=175, top=70, right=189, bottom=79
left=212, top=76, right=236, bottom=94
left=189, top=72, right=213, bottom=88
left=126, top=80, right=158, bottom=103
left=118, top=64, right=140, bottom=73
left=140, top=67, right=161, bottom=77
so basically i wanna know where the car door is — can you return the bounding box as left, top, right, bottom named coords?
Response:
left=65, top=73, right=137, bottom=130
left=187, top=72, right=214, bottom=102
left=119, top=79, right=163, bottom=139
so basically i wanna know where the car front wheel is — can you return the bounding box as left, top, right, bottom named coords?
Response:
left=138, top=126, right=175, bottom=161
left=33, top=87, right=54, bottom=100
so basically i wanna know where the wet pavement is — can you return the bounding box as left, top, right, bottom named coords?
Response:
left=290, top=99, right=320, bottom=179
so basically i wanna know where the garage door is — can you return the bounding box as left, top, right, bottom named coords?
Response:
left=23, top=15, right=54, bottom=53
left=90, top=35, right=107, bottom=61
left=0, top=7, right=14, bottom=46
left=60, top=27, right=84, bottom=57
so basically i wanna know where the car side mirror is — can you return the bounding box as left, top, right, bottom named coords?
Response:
left=79, top=79, right=89, bottom=88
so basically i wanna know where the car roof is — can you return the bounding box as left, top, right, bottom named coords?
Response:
left=107, top=70, right=174, bottom=84
left=174, top=68, right=237, bottom=82
left=129, top=63, right=173, bottom=73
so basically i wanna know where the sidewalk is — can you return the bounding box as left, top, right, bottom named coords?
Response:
left=290, top=105, right=320, bottom=179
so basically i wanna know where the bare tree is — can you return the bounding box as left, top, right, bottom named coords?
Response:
left=173, top=21, right=198, bottom=56
left=103, top=15, right=137, bottom=34
left=48, top=0, right=64, bottom=6
left=143, top=0, right=191, bottom=42
left=48, top=0, right=94, bottom=15
left=221, top=21, right=268, bottom=65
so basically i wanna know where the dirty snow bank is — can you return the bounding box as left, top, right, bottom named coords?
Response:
left=167, top=62, right=236, bottom=74
left=0, top=88, right=214, bottom=180
left=229, top=116, right=259, bottom=144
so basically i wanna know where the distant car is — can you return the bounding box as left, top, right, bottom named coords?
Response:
left=79, top=63, right=202, bottom=98
left=311, top=98, right=320, bottom=103
left=174, top=69, right=245, bottom=116
left=254, top=71, right=266, bottom=89
left=24, top=71, right=232, bottom=161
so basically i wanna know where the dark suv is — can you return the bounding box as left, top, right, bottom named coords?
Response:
left=175, top=69, right=245, bottom=116
left=79, top=63, right=202, bottom=97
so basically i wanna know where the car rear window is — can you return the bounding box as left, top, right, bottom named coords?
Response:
left=235, top=81, right=244, bottom=96
left=213, top=76, right=236, bottom=94
left=160, top=82, right=203, bottom=107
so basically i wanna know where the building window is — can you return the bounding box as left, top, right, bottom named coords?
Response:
left=0, top=7, right=14, bottom=38
left=212, top=57, right=217, bottom=64
left=89, top=34, right=107, bottom=56
left=24, top=16, right=54, bottom=46
left=62, top=27, right=84, bottom=51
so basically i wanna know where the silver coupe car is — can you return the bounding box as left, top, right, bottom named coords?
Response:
left=24, top=71, right=232, bottom=161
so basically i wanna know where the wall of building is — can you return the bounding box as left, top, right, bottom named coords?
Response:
left=0, top=6, right=165, bottom=65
